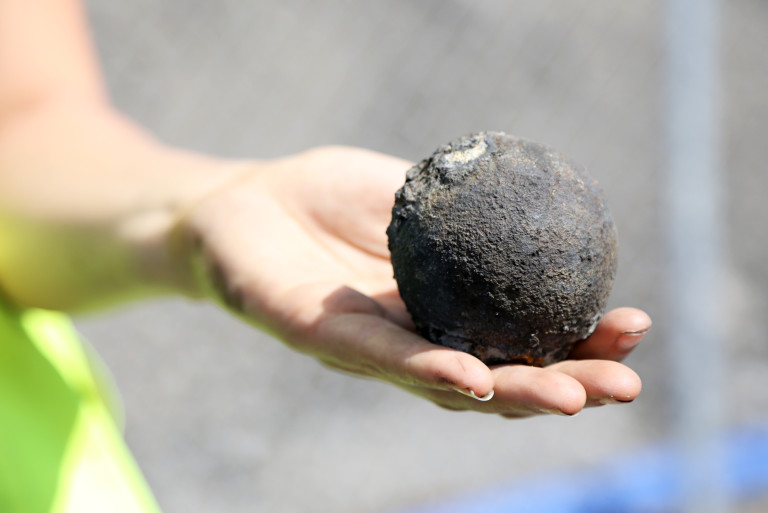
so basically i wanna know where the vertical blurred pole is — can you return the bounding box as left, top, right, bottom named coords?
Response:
left=663, top=0, right=728, bottom=513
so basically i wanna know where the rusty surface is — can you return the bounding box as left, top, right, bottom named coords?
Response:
left=387, top=132, right=618, bottom=366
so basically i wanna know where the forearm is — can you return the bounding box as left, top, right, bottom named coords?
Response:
left=0, top=101, right=246, bottom=311
left=0, top=0, right=106, bottom=120
left=0, top=0, right=252, bottom=311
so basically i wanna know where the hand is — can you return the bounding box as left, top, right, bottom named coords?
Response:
left=178, top=146, right=650, bottom=417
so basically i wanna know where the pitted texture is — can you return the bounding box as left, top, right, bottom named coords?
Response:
left=387, top=132, right=617, bottom=366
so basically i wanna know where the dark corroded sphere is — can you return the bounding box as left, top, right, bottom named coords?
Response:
left=387, top=132, right=617, bottom=366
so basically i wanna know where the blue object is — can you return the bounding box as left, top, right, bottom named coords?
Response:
left=394, top=423, right=768, bottom=513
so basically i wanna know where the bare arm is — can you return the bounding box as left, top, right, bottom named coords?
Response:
left=0, top=0, right=243, bottom=310
left=0, top=0, right=105, bottom=116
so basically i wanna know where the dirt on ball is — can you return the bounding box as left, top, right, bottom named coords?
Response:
left=386, top=131, right=618, bottom=366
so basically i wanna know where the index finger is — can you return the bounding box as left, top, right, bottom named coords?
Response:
left=568, top=307, right=652, bottom=361
left=313, top=310, right=495, bottom=398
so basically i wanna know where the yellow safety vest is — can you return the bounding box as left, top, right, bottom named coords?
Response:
left=0, top=300, right=161, bottom=513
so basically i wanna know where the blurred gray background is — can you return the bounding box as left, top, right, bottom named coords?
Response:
left=74, top=1, right=768, bottom=512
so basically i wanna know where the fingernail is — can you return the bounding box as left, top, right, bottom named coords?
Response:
left=534, top=407, right=577, bottom=417
left=616, top=329, right=649, bottom=351
left=598, top=396, right=635, bottom=405
left=454, top=388, right=495, bottom=401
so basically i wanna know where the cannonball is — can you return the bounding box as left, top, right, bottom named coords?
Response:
left=386, top=132, right=617, bottom=366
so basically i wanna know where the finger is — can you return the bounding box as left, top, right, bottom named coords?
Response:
left=491, top=365, right=587, bottom=416
left=313, top=311, right=494, bottom=398
left=417, top=365, right=587, bottom=416
left=548, top=359, right=642, bottom=407
left=569, top=307, right=652, bottom=361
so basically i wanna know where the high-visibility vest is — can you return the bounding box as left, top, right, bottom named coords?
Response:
left=0, top=300, right=161, bottom=513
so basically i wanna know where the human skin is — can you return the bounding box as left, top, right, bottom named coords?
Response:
left=0, top=0, right=649, bottom=417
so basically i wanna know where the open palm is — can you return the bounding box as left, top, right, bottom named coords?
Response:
left=181, top=146, right=650, bottom=417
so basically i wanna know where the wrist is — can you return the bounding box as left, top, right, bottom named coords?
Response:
left=0, top=100, right=251, bottom=309
left=131, top=151, right=253, bottom=301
